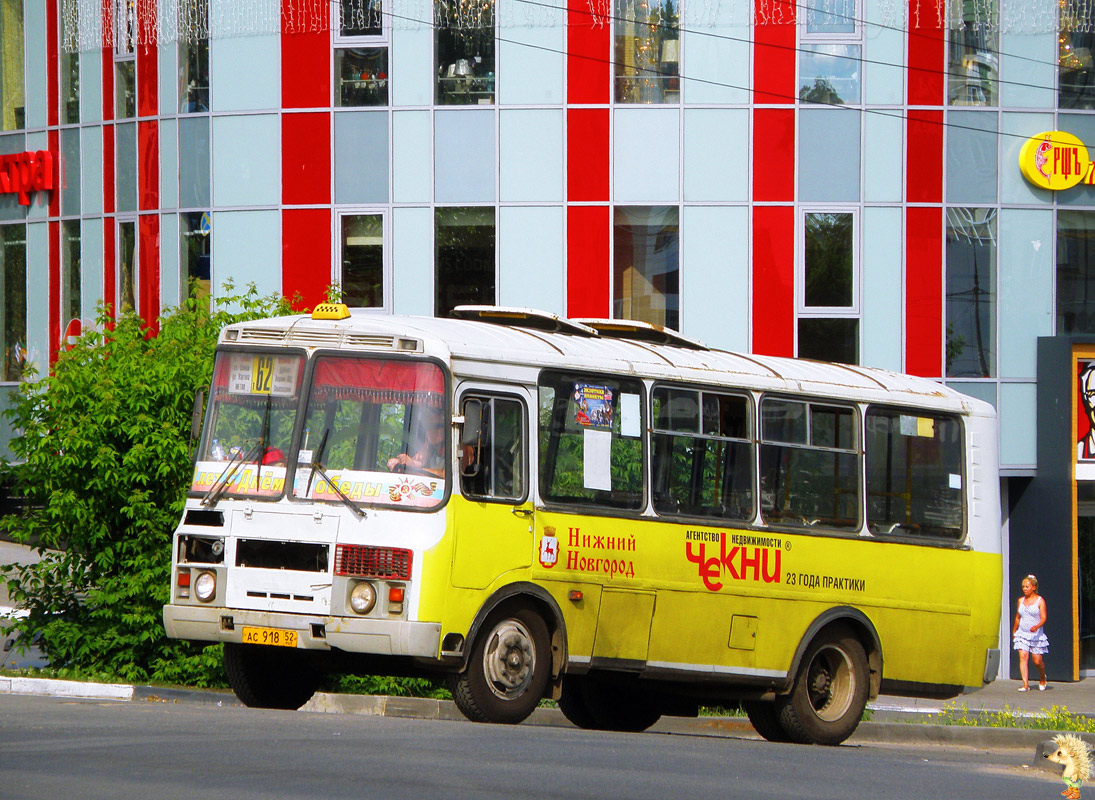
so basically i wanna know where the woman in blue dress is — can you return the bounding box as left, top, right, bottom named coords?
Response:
left=1012, top=574, right=1049, bottom=691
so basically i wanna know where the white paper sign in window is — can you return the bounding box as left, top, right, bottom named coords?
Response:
left=583, top=428, right=612, bottom=491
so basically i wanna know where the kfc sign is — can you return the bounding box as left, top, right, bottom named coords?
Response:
left=0, top=150, right=55, bottom=205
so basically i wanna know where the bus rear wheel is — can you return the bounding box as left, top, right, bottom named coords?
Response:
left=776, top=627, right=869, bottom=746
left=449, top=607, right=550, bottom=725
left=223, top=642, right=319, bottom=710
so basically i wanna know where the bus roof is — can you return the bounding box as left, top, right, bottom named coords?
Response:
left=221, top=309, right=990, bottom=417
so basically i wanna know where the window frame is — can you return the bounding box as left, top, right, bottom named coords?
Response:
left=796, top=207, right=860, bottom=363
left=334, top=208, right=390, bottom=311
left=457, top=390, right=529, bottom=505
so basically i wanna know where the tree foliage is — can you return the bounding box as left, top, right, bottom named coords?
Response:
left=0, top=285, right=299, bottom=685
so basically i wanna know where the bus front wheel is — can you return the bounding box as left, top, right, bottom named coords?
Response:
left=776, top=626, right=869, bottom=746
left=449, top=606, right=550, bottom=725
left=223, top=642, right=319, bottom=710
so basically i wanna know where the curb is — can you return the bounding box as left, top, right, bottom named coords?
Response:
left=0, top=675, right=1081, bottom=756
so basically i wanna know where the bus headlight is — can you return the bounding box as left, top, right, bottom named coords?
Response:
left=349, top=581, right=377, bottom=614
left=193, top=571, right=217, bottom=603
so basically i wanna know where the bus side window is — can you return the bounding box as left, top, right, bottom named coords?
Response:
left=460, top=396, right=525, bottom=502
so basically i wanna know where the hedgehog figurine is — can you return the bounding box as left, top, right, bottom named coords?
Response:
left=1044, top=734, right=1093, bottom=799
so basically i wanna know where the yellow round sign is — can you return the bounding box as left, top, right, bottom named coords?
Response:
left=1019, top=130, right=1090, bottom=190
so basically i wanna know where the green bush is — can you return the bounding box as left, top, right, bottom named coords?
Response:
left=0, top=285, right=298, bottom=686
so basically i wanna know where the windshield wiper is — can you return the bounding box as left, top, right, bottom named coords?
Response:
left=201, top=439, right=262, bottom=508
left=305, top=428, right=366, bottom=520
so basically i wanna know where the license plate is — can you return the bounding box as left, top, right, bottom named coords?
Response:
left=241, top=626, right=298, bottom=648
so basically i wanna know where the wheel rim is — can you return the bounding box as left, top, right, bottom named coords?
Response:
left=805, top=643, right=856, bottom=722
left=482, top=619, right=536, bottom=701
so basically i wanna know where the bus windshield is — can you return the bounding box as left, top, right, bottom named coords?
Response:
left=290, top=355, right=447, bottom=510
left=191, top=351, right=305, bottom=500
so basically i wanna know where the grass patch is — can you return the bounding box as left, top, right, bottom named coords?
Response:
left=927, top=702, right=1095, bottom=733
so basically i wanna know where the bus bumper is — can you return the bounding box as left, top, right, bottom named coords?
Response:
left=163, top=604, right=442, bottom=658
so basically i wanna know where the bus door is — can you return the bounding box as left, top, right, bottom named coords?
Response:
left=450, top=389, right=533, bottom=589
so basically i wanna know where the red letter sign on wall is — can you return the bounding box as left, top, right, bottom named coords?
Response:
left=0, top=150, right=56, bottom=205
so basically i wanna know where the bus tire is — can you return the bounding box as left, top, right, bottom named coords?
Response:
left=557, top=676, right=599, bottom=729
left=223, top=642, right=319, bottom=710
left=742, top=700, right=791, bottom=743
left=449, top=606, right=550, bottom=725
left=775, top=626, right=869, bottom=746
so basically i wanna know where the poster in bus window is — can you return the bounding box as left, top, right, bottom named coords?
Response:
left=1079, top=359, right=1095, bottom=462
left=572, top=384, right=613, bottom=430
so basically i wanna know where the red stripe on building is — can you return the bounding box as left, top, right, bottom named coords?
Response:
left=566, top=205, right=610, bottom=317
left=905, top=206, right=942, bottom=377
left=906, top=110, right=943, bottom=204
left=752, top=0, right=796, bottom=105
left=139, top=214, right=160, bottom=328
left=907, top=0, right=945, bottom=106
left=47, top=0, right=59, bottom=128
left=282, top=209, right=331, bottom=309
left=139, top=120, right=159, bottom=210
left=752, top=108, right=795, bottom=202
left=566, top=0, right=610, bottom=104
left=567, top=108, right=609, bottom=201
left=46, top=2, right=59, bottom=362
left=48, top=220, right=60, bottom=362
left=282, top=113, right=331, bottom=205
left=751, top=205, right=795, bottom=357
left=136, top=0, right=158, bottom=118
left=281, top=16, right=330, bottom=109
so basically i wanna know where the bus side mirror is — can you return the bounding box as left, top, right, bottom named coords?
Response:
left=189, top=388, right=205, bottom=457
left=460, top=399, right=483, bottom=477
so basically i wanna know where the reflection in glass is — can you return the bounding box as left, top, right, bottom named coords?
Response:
left=0, top=225, right=26, bottom=381
left=341, top=0, right=383, bottom=37
left=614, top=0, right=680, bottom=103
left=119, top=220, right=136, bottom=312
left=799, top=45, right=861, bottom=104
left=336, top=48, right=389, bottom=107
left=435, top=0, right=495, bottom=105
left=182, top=211, right=211, bottom=309
left=804, top=0, right=856, bottom=35
left=1, top=0, right=26, bottom=131
left=62, top=220, right=81, bottom=325
left=804, top=212, right=853, bottom=307
left=435, top=207, right=495, bottom=317
left=1061, top=0, right=1095, bottom=109
left=613, top=206, right=679, bottom=330
left=947, top=0, right=998, bottom=106
left=178, top=0, right=209, bottom=113
left=1058, top=210, right=1095, bottom=333
left=61, top=0, right=80, bottom=124
left=945, top=207, right=996, bottom=378
left=115, top=60, right=135, bottom=118
left=340, top=214, right=384, bottom=307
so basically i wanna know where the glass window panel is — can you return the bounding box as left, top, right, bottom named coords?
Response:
left=336, top=48, right=389, bottom=107
left=0, top=224, right=26, bottom=381
left=178, top=116, right=210, bottom=208
left=652, top=387, right=699, bottom=433
left=945, top=207, right=997, bottom=377
left=118, top=219, right=136, bottom=312
left=799, top=45, right=861, bottom=104
left=1061, top=1, right=1095, bottom=109
left=341, top=0, right=384, bottom=37
left=435, top=0, right=495, bottom=105
left=178, top=0, right=210, bottom=113
left=761, top=399, right=807, bottom=445
left=947, top=0, right=998, bottom=106
left=798, top=318, right=859, bottom=364
left=115, top=0, right=136, bottom=56
left=0, top=0, right=26, bottom=131
left=703, top=392, right=749, bottom=438
left=60, top=0, right=80, bottom=124
left=804, top=0, right=856, bottom=35
left=759, top=444, right=859, bottom=528
left=614, top=0, right=680, bottom=104
left=181, top=211, right=211, bottom=308
left=1058, top=210, right=1095, bottom=334
left=460, top=395, right=525, bottom=501
left=811, top=404, right=854, bottom=450
left=804, top=212, right=853, bottom=307
left=865, top=408, right=964, bottom=539
left=61, top=127, right=81, bottom=215
left=340, top=213, right=384, bottom=307
left=613, top=206, right=679, bottom=330
left=116, top=122, right=137, bottom=212
left=115, top=60, right=135, bottom=119
left=62, top=219, right=81, bottom=325
left=435, top=207, right=495, bottom=317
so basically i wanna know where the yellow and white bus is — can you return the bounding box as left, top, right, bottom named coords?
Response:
left=163, top=305, right=1001, bottom=746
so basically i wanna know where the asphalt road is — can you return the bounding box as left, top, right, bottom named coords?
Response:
left=0, top=694, right=1056, bottom=800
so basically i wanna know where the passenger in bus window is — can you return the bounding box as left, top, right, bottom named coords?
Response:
left=387, top=406, right=445, bottom=477
left=1013, top=574, right=1049, bottom=691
